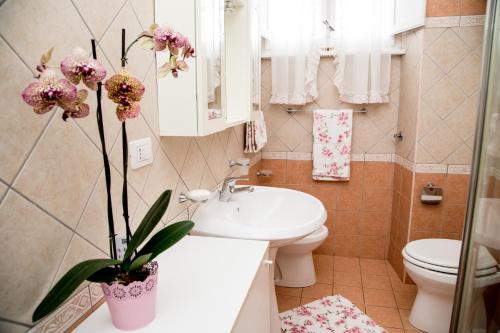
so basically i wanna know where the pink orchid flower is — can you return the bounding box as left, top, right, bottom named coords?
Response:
left=60, top=89, right=90, bottom=121
left=104, top=70, right=145, bottom=122
left=21, top=69, right=77, bottom=115
left=158, top=57, right=188, bottom=78
left=60, top=47, right=106, bottom=90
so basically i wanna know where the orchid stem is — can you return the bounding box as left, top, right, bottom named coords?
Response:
left=91, top=39, right=118, bottom=260
left=121, top=29, right=133, bottom=245
left=121, top=33, right=153, bottom=66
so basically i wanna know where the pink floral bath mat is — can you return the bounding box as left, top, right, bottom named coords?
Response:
left=280, top=294, right=388, bottom=333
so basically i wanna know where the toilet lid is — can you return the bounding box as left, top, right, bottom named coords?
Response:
left=404, top=239, right=498, bottom=276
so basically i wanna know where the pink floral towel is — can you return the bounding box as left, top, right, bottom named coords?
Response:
left=280, top=295, right=388, bottom=333
left=312, top=109, right=352, bottom=181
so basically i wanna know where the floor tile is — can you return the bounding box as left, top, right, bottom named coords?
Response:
left=394, top=291, right=417, bottom=310
left=385, top=329, right=404, bottom=333
left=314, top=254, right=334, bottom=284
left=355, top=303, right=366, bottom=312
left=390, top=278, right=418, bottom=293
left=334, top=270, right=362, bottom=287
left=362, top=274, right=392, bottom=290
left=360, top=259, right=388, bottom=276
left=399, top=309, right=421, bottom=331
left=302, top=283, right=333, bottom=299
left=334, top=256, right=361, bottom=273
left=364, top=288, right=397, bottom=308
left=275, top=286, right=302, bottom=297
left=366, top=306, right=403, bottom=329
left=332, top=285, right=364, bottom=305
left=300, top=297, right=317, bottom=305
left=277, top=294, right=301, bottom=312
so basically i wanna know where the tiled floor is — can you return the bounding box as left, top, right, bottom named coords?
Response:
left=276, top=255, right=422, bottom=332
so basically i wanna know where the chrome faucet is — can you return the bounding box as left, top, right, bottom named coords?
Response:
left=219, top=176, right=254, bottom=202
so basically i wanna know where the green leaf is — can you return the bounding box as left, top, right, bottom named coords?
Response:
left=33, top=258, right=120, bottom=322
left=124, top=190, right=172, bottom=260
left=136, top=221, right=194, bottom=260
left=129, top=253, right=152, bottom=272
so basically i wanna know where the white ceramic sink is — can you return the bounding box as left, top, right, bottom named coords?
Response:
left=191, top=186, right=327, bottom=247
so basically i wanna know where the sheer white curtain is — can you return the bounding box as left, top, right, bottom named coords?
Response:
left=333, top=0, right=394, bottom=104
left=268, top=0, right=324, bottom=105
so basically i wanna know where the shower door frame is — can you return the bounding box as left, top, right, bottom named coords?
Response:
left=450, top=0, right=499, bottom=331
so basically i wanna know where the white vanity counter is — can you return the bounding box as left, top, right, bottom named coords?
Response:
left=75, top=236, right=270, bottom=333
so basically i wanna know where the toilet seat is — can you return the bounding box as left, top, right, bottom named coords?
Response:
left=403, top=239, right=498, bottom=277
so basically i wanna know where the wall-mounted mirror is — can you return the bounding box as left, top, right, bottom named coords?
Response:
left=250, top=0, right=261, bottom=112
left=202, top=0, right=224, bottom=120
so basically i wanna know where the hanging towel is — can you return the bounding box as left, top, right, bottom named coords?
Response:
left=312, top=109, right=352, bottom=181
left=244, top=111, right=268, bottom=153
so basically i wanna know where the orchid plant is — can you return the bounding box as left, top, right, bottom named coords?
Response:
left=21, top=25, right=195, bottom=323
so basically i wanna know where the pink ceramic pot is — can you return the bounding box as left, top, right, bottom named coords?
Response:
left=101, top=262, right=158, bottom=330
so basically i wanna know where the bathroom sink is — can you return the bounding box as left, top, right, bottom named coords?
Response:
left=191, top=186, right=327, bottom=247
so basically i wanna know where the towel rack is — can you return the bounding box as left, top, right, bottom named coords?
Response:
left=285, top=108, right=367, bottom=115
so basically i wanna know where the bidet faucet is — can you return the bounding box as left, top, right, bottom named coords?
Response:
left=219, top=176, right=254, bottom=202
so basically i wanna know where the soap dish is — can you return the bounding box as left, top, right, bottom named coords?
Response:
left=179, top=189, right=216, bottom=203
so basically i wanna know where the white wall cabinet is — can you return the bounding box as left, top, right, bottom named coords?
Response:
left=155, top=0, right=258, bottom=136
left=393, top=0, right=427, bottom=34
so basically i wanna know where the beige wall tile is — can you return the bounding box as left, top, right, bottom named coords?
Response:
left=76, top=167, right=141, bottom=253
left=0, top=182, right=7, bottom=199
left=0, top=38, right=50, bottom=183
left=445, top=98, right=478, bottom=140
left=99, top=1, right=153, bottom=79
left=276, top=117, right=309, bottom=151
left=0, top=321, right=29, bottom=333
left=72, top=0, right=126, bottom=40
left=0, top=191, right=72, bottom=324
left=225, top=128, right=245, bottom=161
left=422, top=77, right=466, bottom=119
left=180, top=140, right=207, bottom=190
left=420, top=124, right=462, bottom=162
left=0, top=0, right=92, bottom=70
left=425, top=29, right=469, bottom=74
left=140, top=63, right=161, bottom=135
left=206, top=136, right=230, bottom=183
left=160, top=136, right=192, bottom=172
left=14, top=112, right=102, bottom=228
left=129, top=0, right=155, bottom=30
left=449, top=53, right=482, bottom=97
left=52, top=235, right=106, bottom=284
left=141, top=148, right=180, bottom=206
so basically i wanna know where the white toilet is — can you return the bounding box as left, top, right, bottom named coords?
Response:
left=275, top=225, right=329, bottom=287
left=403, top=238, right=500, bottom=333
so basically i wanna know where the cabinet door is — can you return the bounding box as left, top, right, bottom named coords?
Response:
left=156, top=0, right=198, bottom=136
left=232, top=253, right=271, bottom=333
left=393, top=0, right=426, bottom=34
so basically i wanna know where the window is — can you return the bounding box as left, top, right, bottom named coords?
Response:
left=260, top=0, right=426, bottom=54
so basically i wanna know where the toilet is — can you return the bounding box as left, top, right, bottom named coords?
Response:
left=274, top=225, right=329, bottom=287
left=403, top=238, right=500, bottom=333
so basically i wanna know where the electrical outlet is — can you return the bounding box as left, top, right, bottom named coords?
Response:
left=129, top=137, right=153, bottom=170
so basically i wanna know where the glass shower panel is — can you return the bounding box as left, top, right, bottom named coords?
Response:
left=452, top=1, right=500, bottom=332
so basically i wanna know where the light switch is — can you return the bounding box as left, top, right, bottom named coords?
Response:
left=129, top=137, right=153, bottom=170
